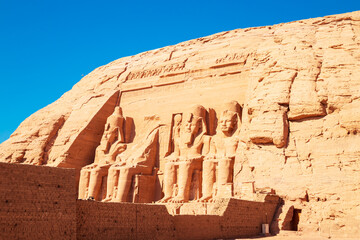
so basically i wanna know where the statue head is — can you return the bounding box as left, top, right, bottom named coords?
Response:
left=105, top=106, right=124, bottom=129
left=182, top=105, right=207, bottom=145
left=219, top=101, right=241, bottom=136
left=173, top=114, right=182, bottom=128
left=102, top=106, right=125, bottom=141
left=114, top=106, right=123, bottom=116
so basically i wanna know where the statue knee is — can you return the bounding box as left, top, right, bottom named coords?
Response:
left=108, top=168, right=116, bottom=176
left=203, top=161, right=213, bottom=169
left=90, top=169, right=100, bottom=177
left=80, top=170, right=87, bottom=177
left=180, top=162, right=191, bottom=169
left=120, top=167, right=130, bottom=175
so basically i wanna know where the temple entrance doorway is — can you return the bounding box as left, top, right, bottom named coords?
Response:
left=290, top=208, right=302, bottom=231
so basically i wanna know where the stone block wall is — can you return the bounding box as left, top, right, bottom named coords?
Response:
left=77, top=201, right=176, bottom=240
left=173, top=199, right=278, bottom=239
left=76, top=201, right=137, bottom=239
left=0, top=162, right=76, bottom=240
left=77, top=199, right=278, bottom=240
left=0, top=162, right=278, bottom=240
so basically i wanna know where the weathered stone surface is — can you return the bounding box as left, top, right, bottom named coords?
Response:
left=1, top=11, right=360, bottom=238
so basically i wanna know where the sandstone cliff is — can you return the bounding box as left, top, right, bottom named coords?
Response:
left=1, top=11, right=359, bottom=238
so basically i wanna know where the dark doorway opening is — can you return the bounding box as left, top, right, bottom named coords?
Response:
left=290, top=208, right=302, bottom=231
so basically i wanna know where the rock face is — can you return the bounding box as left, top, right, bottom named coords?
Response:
left=1, top=11, right=360, bottom=238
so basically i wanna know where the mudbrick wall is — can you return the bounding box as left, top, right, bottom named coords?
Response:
left=0, top=162, right=278, bottom=240
left=77, top=198, right=278, bottom=240
left=0, top=162, right=77, bottom=239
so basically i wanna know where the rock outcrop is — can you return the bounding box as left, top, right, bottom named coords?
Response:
left=1, top=11, right=360, bottom=238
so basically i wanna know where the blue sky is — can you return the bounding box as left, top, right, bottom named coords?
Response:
left=0, top=0, right=359, bottom=143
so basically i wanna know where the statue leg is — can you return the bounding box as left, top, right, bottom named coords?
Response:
left=173, top=161, right=193, bottom=203
left=114, top=167, right=133, bottom=202
left=199, top=160, right=215, bottom=202
left=218, top=159, right=233, bottom=185
left=104, top=166, right=117, bottom=201
left=78, top=169, right=90, bottom=199
left=159, top=162, right=176, bottom=203
left=217, top=158, right=234, bottom=198
left=87, top=167, right=104, bottom=200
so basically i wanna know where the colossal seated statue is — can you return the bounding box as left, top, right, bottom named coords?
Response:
left=104, top=128, right=159, bottom=202
left=78, top=106, right=127, bottom=201
left=160, top=105, right=210, bottom=203
left=199, top=101, right=242, bottom=202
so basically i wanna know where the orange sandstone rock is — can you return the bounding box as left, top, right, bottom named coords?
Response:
left=1, top=11, right=360, bottom=238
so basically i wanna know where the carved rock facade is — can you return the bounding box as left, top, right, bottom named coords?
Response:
left=1, top=11, right=360, bottom=238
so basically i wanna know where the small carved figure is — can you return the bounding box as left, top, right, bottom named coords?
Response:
left=159, top=105, right=210, bottom=203
left=198, top=101, right=241, bottom=202
left=172, top=114, right=182, bottom=157
left=78, top=106, right=127, bottom=201
left=103, top=128, right=159, bottom=202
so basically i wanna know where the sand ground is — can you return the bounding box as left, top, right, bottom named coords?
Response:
left=234, top=231, right=360, bottom=240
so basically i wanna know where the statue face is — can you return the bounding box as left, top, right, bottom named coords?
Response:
left=219, top=112, right=237, bottom=135
left=182, top=114, right=202, bottom=144
left=184, top=116, right=201, bottom=135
